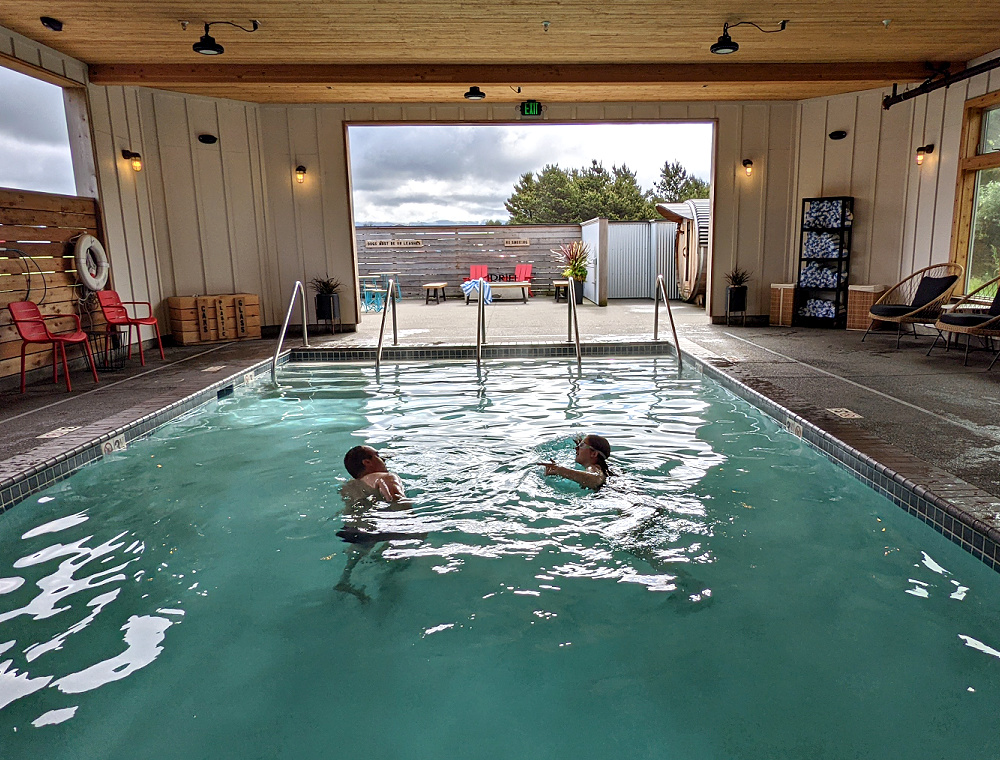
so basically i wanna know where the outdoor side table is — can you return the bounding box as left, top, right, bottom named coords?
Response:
left=553, top=280, right=569, bottom=302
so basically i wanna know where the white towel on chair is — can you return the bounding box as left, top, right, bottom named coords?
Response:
left=461, top=280, right=492, bottom=304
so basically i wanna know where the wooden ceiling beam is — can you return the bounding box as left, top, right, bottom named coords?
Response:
left=89, top=62, right=939, bottom=87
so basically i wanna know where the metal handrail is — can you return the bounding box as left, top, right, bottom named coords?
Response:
left=374, top=278, right=398, bottom=369
left=476, top=277, right=487, bottom=367
left=653, top=274, right=682, bottom=369
left=271, top=280, right=310, bottom=384
left=567, top=276, right=582, bottom=363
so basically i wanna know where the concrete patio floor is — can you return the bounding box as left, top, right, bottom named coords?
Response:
left=1, top=297, right=998, bottom=506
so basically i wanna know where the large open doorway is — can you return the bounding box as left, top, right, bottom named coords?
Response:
left=345, top=121, right=714, bottom=308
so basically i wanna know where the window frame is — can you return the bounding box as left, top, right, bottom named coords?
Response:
left=950, top=89, right=1000, bottom=290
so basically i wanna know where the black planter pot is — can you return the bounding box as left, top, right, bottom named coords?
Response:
left=726, top=285, right=748, bottom=325
left=573, top=279, right=585, bottom=305
left=315, top=293, right=341, bottom=321
left=726, top=286, right=747, bottom=313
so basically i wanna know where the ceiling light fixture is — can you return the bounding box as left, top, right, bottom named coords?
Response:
left=193, top=19, right=259, bottom=56
left=121, top=150, right=143, bottom=172
left=39, top=16, right=63, bottom=32
left=742, top=159, right=753, bottom=177
left=295, top=165, right=307, bottom=184
left=710, top=20, right=788, bottom=55
left=464, top=86, right=486, bottom=101
left=916, top=144, right=934, bottom=166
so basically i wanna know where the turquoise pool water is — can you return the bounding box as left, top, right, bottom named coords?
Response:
left=1, top=358, right=998, bottom=758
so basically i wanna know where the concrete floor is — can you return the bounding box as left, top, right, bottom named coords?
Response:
left=2, top=297, right=998, bottom=502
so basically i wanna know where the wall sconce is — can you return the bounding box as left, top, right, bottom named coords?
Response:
left=916, top=144, right=935, bottom=166
left=122, top=150, right=142, bottom=172
left=742, top=159, right=753, bottom=177
left=295, top=165, right=307, bottom=184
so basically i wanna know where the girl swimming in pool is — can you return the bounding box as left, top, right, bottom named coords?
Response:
left=538, top=434, right=612, bottom=490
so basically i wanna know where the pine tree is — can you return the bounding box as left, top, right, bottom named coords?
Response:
left=653, top=160, right=710, bottom=203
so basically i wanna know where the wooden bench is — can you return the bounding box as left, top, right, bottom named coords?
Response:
left=553, top=280, right=569, bottom=303
left=423, top=282, right=448, bottom=304
left=466, top=281, right=531, bottom=304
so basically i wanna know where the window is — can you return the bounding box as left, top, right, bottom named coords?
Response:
left=0, top=65, right=75, bottom=195
left=953, top=94, right=1000, bottom=292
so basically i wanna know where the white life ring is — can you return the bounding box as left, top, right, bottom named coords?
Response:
left=74, top=234, right=109, bottom=291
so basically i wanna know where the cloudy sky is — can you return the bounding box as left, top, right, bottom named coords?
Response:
left=348, top=122, right=713, bottom=224
left=0, top=66, right=76, bottom=195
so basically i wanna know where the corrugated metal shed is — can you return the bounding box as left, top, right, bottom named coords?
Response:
left=607, top=220, right=680, bottom=299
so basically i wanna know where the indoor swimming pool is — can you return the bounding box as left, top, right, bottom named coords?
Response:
left=0, top=357, right=998, bottom=758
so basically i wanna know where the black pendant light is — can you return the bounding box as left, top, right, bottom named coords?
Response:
left=193, top=24, right=224, bottom=55
left=710, top=25, right=739, bottom=55
left=709, top=20, right=787, bottom=55
left=192, top=20, right=260, bottom=56
left=464, top=86, right=486, bottom=101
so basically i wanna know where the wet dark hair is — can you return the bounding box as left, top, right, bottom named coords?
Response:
left=584, top=434, right=612, bottom=477
left=344, top=446, right=374, bottom=478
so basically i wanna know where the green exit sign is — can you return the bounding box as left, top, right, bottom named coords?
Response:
left=519, top=100, right=543, bottom=117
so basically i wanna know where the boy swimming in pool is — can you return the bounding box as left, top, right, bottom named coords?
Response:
left=342, top=445, right=406, bottom=503
left=335, top=445, right=411, bottom=601
left=538, top=434, right=612, bottom=490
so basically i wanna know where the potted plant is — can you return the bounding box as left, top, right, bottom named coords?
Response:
left=553, top=241, right=591, bottom=305
left=310, top=277, right=342, bottom=322
left=725, top=266, right=752, bottom=318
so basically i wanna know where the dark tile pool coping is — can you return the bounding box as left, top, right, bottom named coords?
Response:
left=2, top=339, right=998, bottom=573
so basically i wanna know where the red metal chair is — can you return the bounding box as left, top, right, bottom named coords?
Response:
left=96, top=290, right=165, bottom=366
left=7, top=301, right=99, bottom=393
left=464, top=265, right=489, bottom=282
left=515, top=263, right=533, bottom=296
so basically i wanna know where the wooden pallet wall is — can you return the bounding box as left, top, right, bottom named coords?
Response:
left=355, top=225, right=582, bottom=298
left=0, top=188, right=107, bottom=382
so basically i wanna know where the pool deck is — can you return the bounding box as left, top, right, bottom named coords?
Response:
left=1, top=296, right=997, bottom=522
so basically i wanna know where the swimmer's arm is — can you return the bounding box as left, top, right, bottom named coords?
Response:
left=537, top=462, right=605, bottom=490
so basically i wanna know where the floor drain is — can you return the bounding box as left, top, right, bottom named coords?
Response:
left=827, top=407, right=863, bottom=419
left=37, top=426, right=81, bottom=439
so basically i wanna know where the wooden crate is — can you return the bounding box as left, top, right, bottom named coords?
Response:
left=847, top=285, right=886, bottom=331
left=770, top=283, right=795, bottom=327
left=167, top=293, right=261, bottom=345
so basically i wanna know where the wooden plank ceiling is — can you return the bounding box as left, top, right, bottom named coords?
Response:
left=2, top=1, right=1000, bottom=103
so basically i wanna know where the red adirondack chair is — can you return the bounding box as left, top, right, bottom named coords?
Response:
left=465, top=265, right=489, bottom=282
left=96, top=290, right=165, bottom=366
left=8, top=300, right=99, bottom=393
left=515, top=263, right=533, bottom=296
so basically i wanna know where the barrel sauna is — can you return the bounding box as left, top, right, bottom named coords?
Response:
left=655, top=199, right=710, bottom=305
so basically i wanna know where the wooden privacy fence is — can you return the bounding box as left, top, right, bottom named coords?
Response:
left=0, top=188, right=107, bottom=383
left=355, top=225, right=581, bottom=298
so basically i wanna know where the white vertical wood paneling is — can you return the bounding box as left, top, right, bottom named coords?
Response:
left=932, top=83, right=970, bottom=261
left=871, top=100, right=913, bottom=285
left=764, top=104, right=797, bottom=286
left=796, top=100, right=828, bottom=201
left=849, top=90, right=884, bottom=284
left=912, top=89, right=947, bottom=266
left=738, top=105, right=769, bottom=314
left=822, top=94, right=856, bottom=195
